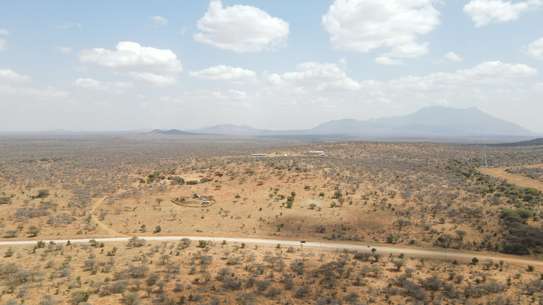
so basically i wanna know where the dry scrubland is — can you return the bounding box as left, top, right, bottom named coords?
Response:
left=1, top=135, right=543, bottom=304
left=1, top=238, right=542, bottom=305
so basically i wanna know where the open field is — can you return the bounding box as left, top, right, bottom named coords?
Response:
left=1, top=135, right=543, bottom=304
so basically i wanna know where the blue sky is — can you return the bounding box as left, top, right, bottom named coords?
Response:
left=0, top=0, right=542, bottom=132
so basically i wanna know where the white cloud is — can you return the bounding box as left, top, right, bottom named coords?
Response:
left=387, top=61, right=536, bottom=90
left=194, top=0, right=289, bottom=53
left=129, top=72, right=176, bottom=86
left=151, top=16, right=168, bottom=26
left=322, top=0, right=440, bottom=60
left=79, top=41, right=182, bottom=85
left=0, top=69, right=31, bottom=83
left=264, top=60, right=537, bottom=107
left=191, top=65, right=256, bottom=80
left=464, top=0, right=542, bottom=27
left=268, top=62, right=361, bottom=91
left=74, top=78, right=132, bottom=92
left=80, top=41, right=182, bottom=72
left=528, top=37, right=543, bottom=60
left=74, top=78, right=103, bottom=89
left=375, top=56, right=403, bottom=65
left=0, top=69, right=68, bottom=100
left=444, top=52, right=463, bottom=62
left=213, top=89, right=248, bottom=100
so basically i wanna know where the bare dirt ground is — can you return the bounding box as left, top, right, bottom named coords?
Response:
left=480, top=166, right=543, bottom=192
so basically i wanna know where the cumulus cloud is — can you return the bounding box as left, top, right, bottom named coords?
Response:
left=464, top=0, right=542, bottom=27
left=150, top=16, right=168, bottom=26
left=6, top=87, right=69, bottom=99
left=0, top=69, right=30, bottom=83
left=268, top=61, right=536, bottom=96
left=375, top=56, right=403, bottom=65
left=267, top=62, right=361, bottom=91
left=212, top=89, right=248, bottom=101
left=444, top=52, right=463, bottom=62
left=528, top=37, right=543, bottom=60
left=0, top=69, right=68, bottom=100
left=79, top=41, right=182, bottom=85
left=80, top=41, right=182, bottom=72
left=74, top=78, right=132, bottom=92
left=322, top=0, right=440, bottom=60
left=129, top=72, right=176, bottom=86
left=387, top=61, right=536, bottom=90
left=191, top=65, right=256, bottom=81
left=264, top=60, right=536, bottom=106
left=194, top=0, right=289, bottom=52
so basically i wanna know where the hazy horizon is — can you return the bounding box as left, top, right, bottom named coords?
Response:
left=0, top=105, right=540, bottom=136
left=1, top=1, right=542, bottom=132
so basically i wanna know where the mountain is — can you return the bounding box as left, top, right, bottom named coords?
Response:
left=160, top=106, right=533, bottom=140
left=192, top=124, right=270, bottom=136
left=492, top=138, right=543, bottom=147
left=149, top=129, right=196, bottom=136
left=310, top=106, right=532, bottom=138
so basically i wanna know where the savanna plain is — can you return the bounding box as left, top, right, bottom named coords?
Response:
left=0, top=135, right=542, bottom=305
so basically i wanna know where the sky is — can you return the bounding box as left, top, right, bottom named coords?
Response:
left=0, top=0, right=542, bottom=132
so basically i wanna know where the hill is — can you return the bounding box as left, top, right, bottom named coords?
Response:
left=149, top=129, right=196, bottom=136
left=310, top=106, right=532, bottom=138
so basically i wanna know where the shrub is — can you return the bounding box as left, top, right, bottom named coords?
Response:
left=33, top=189, right=50, bottom=199
left=70, top=290, right=89, bottom=305
left=294, top=286, right=309, bottom=298
left=39, top=296, right=57, bottom=305
left=122, top=292, right=140, bottom=305
left=178, top=238, right=191, bottom=249
left=126, top=237, right=145, bottom=248
left=0, top=196, right=11, bottom=205
left=27, top=226, right=40, bottom=237
left=290, top=259, right=305, bottom=275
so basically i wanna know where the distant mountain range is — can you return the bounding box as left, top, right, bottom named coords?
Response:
left=491, top=138, right=543, bottom=147
left=193, top=124, right=268, bottom=136
left=150, top=106, right=535, bottom=140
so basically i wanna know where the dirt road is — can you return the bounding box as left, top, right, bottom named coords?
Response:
left=1, top=235, right=542, bottom=267
left=89, top=196, right=126, bottom=237
left=480, top=166, right=543, bottom=192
